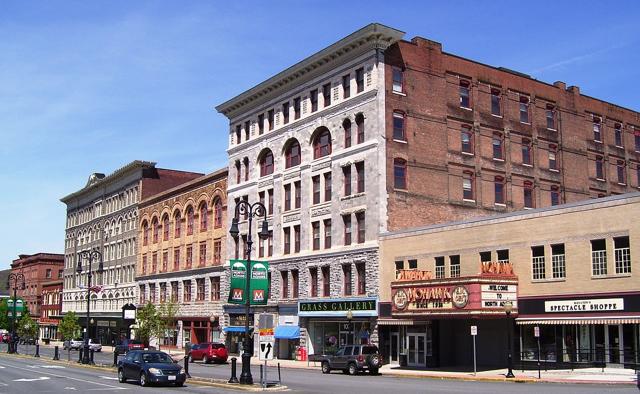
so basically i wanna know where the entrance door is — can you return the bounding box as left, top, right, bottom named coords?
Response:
left=390, top=332, right=399, bottom=365
left=407, top=333, right=426, bottom=367
left=606, top=325, right=622, bottom=364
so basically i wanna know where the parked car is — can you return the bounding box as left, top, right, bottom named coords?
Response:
left=64, top=338, right=101, bottom=351
left=188, top=343, right=228, bottom=364
left=117, top=350, right=186, bottom=387
left=89, top=339, right=102, bottom=352
left=115, top=339, right=144, bottom=355
left=320, top=344, right=382, bottom=375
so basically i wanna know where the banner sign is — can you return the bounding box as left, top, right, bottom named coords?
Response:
left=228, top=259, right=270, bottom=305
left=298, top=298, right=378, bottom=317
left=7, top=299, right=24, bottom=317
left=544, top=298, right=624, bottom=313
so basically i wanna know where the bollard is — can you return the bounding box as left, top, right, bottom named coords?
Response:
left=35, top=344, right=40, bottom=358
left=53, top=346, right=60, bottom=361
left=260, top=364, right=263, bottom=386
left=78, top=348, right=83, bottom=363
left=278, top=362, right=281, bottom=384
left=90, top=349, right=95, bottom=365
left=228, top=357, right=239, bottom=384
left=113, top=350, right=118, bottom=366
left=184, top=354, right=190, bottom=378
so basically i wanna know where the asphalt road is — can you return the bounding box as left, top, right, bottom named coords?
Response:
left=0, top=345, right=636, bottom=394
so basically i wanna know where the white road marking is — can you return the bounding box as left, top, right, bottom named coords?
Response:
left=64, top=387, right=77, bottom=390
left=42, top=365, right=66, bottom=369
left=14, top=376, right=50, bottom=382
left=99, top=376, right=119, bottom=380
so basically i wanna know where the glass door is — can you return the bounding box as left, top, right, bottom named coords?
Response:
left=390, top=332, right=399, bottom=364
left=407, top=333, right=426, bottom=367
left=606, top=325, right=622, bottom=364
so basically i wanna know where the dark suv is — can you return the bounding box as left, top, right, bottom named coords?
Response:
left=321, top=344, right=381, bottom=375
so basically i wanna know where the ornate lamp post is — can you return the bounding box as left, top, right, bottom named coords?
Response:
left=229, top=200, right=269, bottom=385
left=504, top=300, right=515, bottom=378
left=76, top=249, right=104, bottom=364
left=7, top=272, right=25, bottom=354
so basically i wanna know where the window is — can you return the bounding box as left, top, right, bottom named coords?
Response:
left=213, top=240, right=221, bottom=264
left=356, top=162, right=365, bottom=193
left=494, top=176, right=505, bottom=205
left=312, top=221, right=320, bottom=250
left=257, top=114, right=264, bottom=135
left=152, top=252, right=158, bottom=272
left=284, top=184, right=291, bottom=211
left=313, top=128, right=332, bottom=159
left=282, top=102, right=290, bottom=124
left=310, top=89, right=318, bottom=112
left=243, top=157, right=249, bottom=181
left=635, top=129, right=640, bottom=151
left=463, top=172, right=474, bottom=201
left=186, top=245, right=193, bottom=269
left=310, top=267, right=318, bottom=297
left=550, top=186, right=560, bottom=206
left=258, top=235, right=265, bottom=258
left=343, top=119, right=352, bottom=148
left=435, top=257, right=445, bottom=279
left=199, top=242, right=206, bottom=266
left=408, top=259, right=417, bottom=269
left=593, top=117, right=602, bottom=141
left=343, top=166, right=351, bottom=196
left=450, top=255, right=460, bottom=278
left=267, top=189, right=273, bottom=215
left=492, top=133, right=503, bottom=160
left=614, top=236, right=630, bottom=274
left=458, top=80, right=471, bottom=108
left=393, top=111, right=405, bottom=141
left=244, top=121, right=250, bottom=141
left=394, top=158, right=407, bottom=189
left=139, top=285, right=146, bottom=303
left=152, top=218, right=159, bottom=243
left=183, top=280, right=192, bottom=302
left=591, top=239, right=607, bottom=276
left=356, top=113, right=365, bottom=144
left=268, top=110, right=274, bottom=131
left=235, top=160, right=241, bottom=184
left=343, top=265, right=352, bottom=296
left=213, top=199, right=222, bottom=228
left=268, top=230, right=273, bottom=257
left=186, top=207, right=194, bottom=235
left=356, top=263, right=365, bottom=295
left=391, top=67, right=404, bottom=93
left=260, top=150, right=274, bottom=177
left=294, top=225, right=300, bottom=253
left=285, top=139, right=301, bottom=168
left=356, top=212, right=365, bottom=244
left=171, top=282, right=178, bottom=302
left=519, top=96, right=530, bottom=123
left=294, top=181, right=301, bottom=208
left=532, top=246, right=546, bottom=280
left=149, top=284, right=156, bottom=303
left=163, top=216, right=170, bottom=241
left=281, top=271, right=289, bottom=299
left=394, top=261, right=404, bottom=278
left=46, top=269, right=51, bottom=278
left=596, top=156, right=604, bottom=180
left=461, top=126, right=473, bottom=154
left=283, top=227, right=291, bottom=255
left=162, top=251, right=168, bottom=272
left=522, top=138, right=532, bottom=165
left=614, top=124, right=623, bottom=147
left=196, top=278, right=205, bottom=301
left=617, top=160, right=626, bottom=184
left=324, top=172, right=332, bottom=202
left=524, top=181, right=534, bottom=208
left=491, top=88, right=501, bottom=116
left=173, top=248, right=180, bottom=270
left=312, top=176, right=321, bottom=204
left=291, top=270, right=299, bottom=298
left=323, top=83, right=331, bottom=107
left=324, top=219, right=332, bottom=249
left=159, top=283, right=166, bottom=303
left=210, top=277, right=220, bottom=301
left=293, top=97, right=301, bottom=120
left=200, top=203, right=208, bottom=231
left=241, top=234, right=248, bottom=259
left=235, top=124, right=241, bottom=145
left=551, top=244, right=565, bottom=279
left=343, top=214, right=352, bottom=246
left=355, top=67, right=364, bottom=93
left=342, top=74, right=351, bottom=99
left=322, top=266, right=330, bottom=296
left=548, top=146, right=557, bottom=171
left=546, top=105, right=556, bottom=129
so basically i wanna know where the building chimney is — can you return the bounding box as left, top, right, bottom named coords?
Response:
left=567, top=85, right=580, bottom=95
left=553, top=81, right=566, bottom=90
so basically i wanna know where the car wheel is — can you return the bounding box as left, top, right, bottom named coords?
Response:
left=321, top=361, right=331, bottom=374
left=175, top=382, right=184, bottom=387
left=348, top=363, right=357, bottom=376
left=203, top=356, right=210, bottom=364
left=139, top=372, right=148, bottom=387
left=369, top=367, right=379, bottom=375
left=118, top=369, right=126, bottom=383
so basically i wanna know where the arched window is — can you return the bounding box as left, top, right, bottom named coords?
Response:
left=313, top=128, right=332, bottom=159
left=186, top=206, right=194, bottom=235
left=174, top=211, right=181, bottom=238
left=214, top=198, right=223, bottom=228
left=235, top=160, right=241, bottom=184
left=343, top=119, right=352, bottom=148
left=142, top=221, right=149, bottom=246
left=355, top=113, right=365, bottom=144
left=393, top=158, right=407, bottom=190
left=243, top=157, right=250, bottom=181
left=200, top=203, right=208, bottom=231
left=162, top=215, right=170, bottom=241
left=284, top=139, right=301, bottom=168
left=259, top=149, right=275, bottom=176
left=152, top=218, right=159, bottom=243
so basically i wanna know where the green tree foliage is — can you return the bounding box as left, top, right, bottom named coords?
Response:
left=0, top=299, right=9, bottom=331
left=135, top=302, right=159, bottom=345
left=17, top=313, right=38, bottom=340
left=59, top=311, right=81, bottom=340
left=154, top=301, right=179, bottom=350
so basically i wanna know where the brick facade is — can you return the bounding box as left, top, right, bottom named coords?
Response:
left=11, top=253, right=64, bottom=317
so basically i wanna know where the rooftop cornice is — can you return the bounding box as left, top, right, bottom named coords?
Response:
left=215, top=23, right=405, bottom=120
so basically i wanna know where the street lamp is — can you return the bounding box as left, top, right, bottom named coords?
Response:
left=7, top=272, right=25, bottom=354
left=503, top=300, right=515, bottom=378
left=77, top=249, right=104, bottom=364
left=346, top=309, right=353, bottom=345
left=229, top=200, right=269, bottom=385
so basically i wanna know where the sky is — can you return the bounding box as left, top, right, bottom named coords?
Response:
left=1, top=1, right=639, bottom=269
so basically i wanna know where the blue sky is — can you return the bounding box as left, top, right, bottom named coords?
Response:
left=1, top=1, right=638, bottom=269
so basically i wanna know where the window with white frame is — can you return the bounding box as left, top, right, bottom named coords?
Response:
left=614, top=236, right=630, bottom=274
left=531, top=246, right=545, bottom=280
left=449, top=255, right=460, bottom=278
left=551, top=244, right=566, bottom=279
left=435, top=256, right=445, bottom=279
left=591, top=239, right=607, bottom=276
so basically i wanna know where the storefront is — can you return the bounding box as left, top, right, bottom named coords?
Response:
left=38, top=318, right=60, bottom=342
left=77, top=314, right=127, bottom=345
left=223, top=311, right=254, bottom=355
left=274, top=304, right=300, bottom=360
left=175, top=316, right=221, bottom=347
left=517, top=292, right=640, bottom=368
left=298, top=297, right=378, bottom=357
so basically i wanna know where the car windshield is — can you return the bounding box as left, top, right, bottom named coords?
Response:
left=142, top=353, right=173, bottom=364
left=362, top=346, right=378, bottom=355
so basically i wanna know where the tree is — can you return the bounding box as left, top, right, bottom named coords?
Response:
left=59, top=311, right=81, bottom=341
left=17, top=313, right=37, bottom=340
left=0, top=299, right=9, bottom=331
left=154, top=301, right=179, bottom=350
left=135, top=302, right=159, bottom=345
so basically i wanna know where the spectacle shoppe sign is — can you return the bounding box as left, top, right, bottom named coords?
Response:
left=228, top=259, right=270, bottom=305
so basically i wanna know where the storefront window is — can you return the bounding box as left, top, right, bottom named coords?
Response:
left=520, top=325, right=557, bottom=362
left=309, top=321, right=371, bottom=356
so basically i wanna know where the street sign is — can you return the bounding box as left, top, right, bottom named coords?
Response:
left=258, top=325, right=275, bottom=361
left=470, top=325, right=477, bottom=336
left=534, top=326, right=540, bottom=338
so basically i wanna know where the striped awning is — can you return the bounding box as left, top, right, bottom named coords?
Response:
left=377, top=319, right=414, bottom=326
left=516, top=317, right=640, bottom=325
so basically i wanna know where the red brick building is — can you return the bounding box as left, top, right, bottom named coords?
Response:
left=11, top=253, right=64, bottom=317
left=39, top=280, right=63, bottom=341
left=384, top=36, right=640, bottom=230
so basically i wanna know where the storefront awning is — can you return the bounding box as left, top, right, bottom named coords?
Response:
left=274, top=325, right=300, bottom=339
left=223, top=326, right=247, bottom=333
left=517, top=317, right=640, bottom=325
left=377, top=319, right=414, bottom=326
